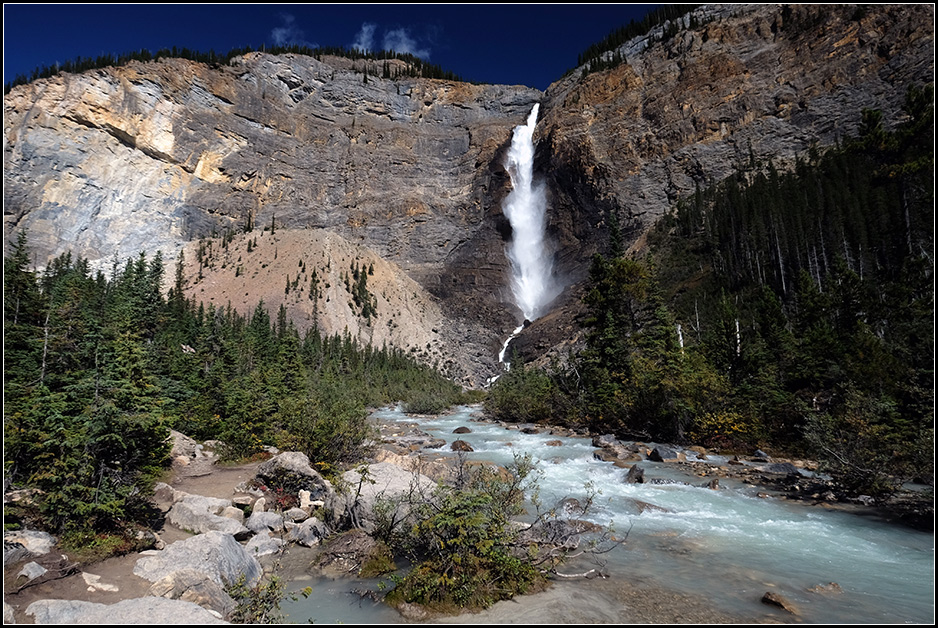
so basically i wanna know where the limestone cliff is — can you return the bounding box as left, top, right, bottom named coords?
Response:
left=540, top=4, right=933, bottom=244
left=4, top=4, right=933, bottom=385
left=3, top=52, right=540, bottom=269
left=4, top=52, right=541, bottom=384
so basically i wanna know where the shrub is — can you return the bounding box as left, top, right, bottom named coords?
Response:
left=485, top=358, right=567, bottom=424
left=359, top=541, right=396, bottom=578
left=273, top=378, right=375, bottom=466
left=803, top=388, right=933, bottom=500
left=383, top=454, right=546, bottom=611
left=60, top=529, right=152, bottom=564
left=402, top=392, right=451, bottom=415
left=689, top=410, right=764, bottom=451
left=226, top=572, right=289, bottom=624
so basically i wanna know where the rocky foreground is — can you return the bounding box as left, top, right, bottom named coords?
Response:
left=3, top=413, right=929, bottom=624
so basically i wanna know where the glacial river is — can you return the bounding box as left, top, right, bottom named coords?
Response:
left=283, top=405, right=934, bottom=624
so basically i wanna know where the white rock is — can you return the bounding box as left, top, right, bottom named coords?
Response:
left=26, top=597, right=228, bottom=624
left=18, top=561, right=47, bottom=581
left=82, top=572, right=119, bottom=592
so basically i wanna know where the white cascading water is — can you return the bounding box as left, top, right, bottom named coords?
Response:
left=502, top=103, right=559, bottom=322
left=490, top=104, right=560, bottom=378
left=498, top=325, right=524, bottom=364
left=487, top=325, right=523, bottom=384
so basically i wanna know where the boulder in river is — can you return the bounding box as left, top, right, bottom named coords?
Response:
left=807, top=582, right=843, bottom=595
left=649, top=446, right=686, bottom=463
left=753, top=449, right=771, bottom=462
left=622, top=498, right=671, bottom=514
left=557, top=497, right=585, bottom=517
left=519, top=518, right=597, bottom=550
left=761, top=591, right=799, bottom=615
left=592, top=434, right=619, bottom=448
left=760, top=462, right=804, bottom=476
left=624, top=464, right=646, bottom=484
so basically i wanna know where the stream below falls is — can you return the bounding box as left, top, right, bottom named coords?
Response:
left=282, top=405, right=934, bottom=624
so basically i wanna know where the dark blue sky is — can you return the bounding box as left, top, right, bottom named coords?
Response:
left=4, top=4, right=660, bottom=91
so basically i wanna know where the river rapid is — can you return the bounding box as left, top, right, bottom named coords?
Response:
left=283, top=405, right=934, bottom=624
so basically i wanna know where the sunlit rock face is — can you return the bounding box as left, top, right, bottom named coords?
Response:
left=539, top=3, right=933, bottom=259
left=3, top=52, right=541, bottom=385
left=4, top=4, right=933, bottom=382
left=3, top=52, right=541, bottom=271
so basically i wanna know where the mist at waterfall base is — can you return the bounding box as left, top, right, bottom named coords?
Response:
left=502, top=103, right=560, bottom=323
left=282, top=406, right=934, bottom=624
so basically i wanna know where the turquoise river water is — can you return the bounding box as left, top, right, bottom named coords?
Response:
left=283, top=405, right=934, bottom=624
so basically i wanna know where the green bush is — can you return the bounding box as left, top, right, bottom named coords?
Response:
left=273, top=376, right=375, bottom=466
left=803, top=387, right=933, bottom=500
left=60, top=528, right=152, bottom=564
left=384, top=454, right=546, bottom=611
left=402, top=392, right=451, bottom=415
left=226, top=572, right=290, bottom=624
left=485, top=357, right=567, bottom=424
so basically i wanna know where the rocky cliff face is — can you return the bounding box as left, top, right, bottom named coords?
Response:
left=513, top=3, right=934, bottom=366
left=4, top=4, right=934, bottom=385
left=4, top=52, right=541, bottom=384
left=539, top=4, right=933, bottom=244
left=3, top=52, right=540, bottom=268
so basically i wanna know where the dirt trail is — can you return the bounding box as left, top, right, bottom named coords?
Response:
left=3, top=460, right=262, bottom=624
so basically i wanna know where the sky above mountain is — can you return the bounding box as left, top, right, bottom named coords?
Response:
left=3, top=4, right=660, bottom=91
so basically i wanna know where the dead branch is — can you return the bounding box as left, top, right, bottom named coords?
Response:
left=551, top=568, right=608, bottom=579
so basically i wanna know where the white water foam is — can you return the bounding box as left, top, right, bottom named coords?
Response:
left=502, top=104, right=560, bottom=322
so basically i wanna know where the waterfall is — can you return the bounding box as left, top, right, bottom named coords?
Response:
left=502, top=104, right=559, bottom=322
left=498, top=325, right=525, bottom=365
left=485, top=324, right=525, bottom=386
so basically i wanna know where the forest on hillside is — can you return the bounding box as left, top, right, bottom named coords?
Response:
left=3, top=240, right=467, bottom=546
left=488, top=86, right=934, bottom=501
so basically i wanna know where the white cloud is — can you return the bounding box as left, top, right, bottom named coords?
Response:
left=271, top=13, right=316, bottom=48
left=383, top=27, right=430, bottom=60
left=351, top=22, right=376, bottom=53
